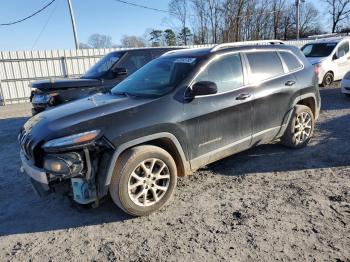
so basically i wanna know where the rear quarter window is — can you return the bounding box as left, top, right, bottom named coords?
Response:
left=279, top=51, right=303, bottom=72
left=246, top=51, right=284, bottom=82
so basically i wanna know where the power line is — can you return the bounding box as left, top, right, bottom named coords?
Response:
left=0, top=0, right=56, bottom=26
left=111, top=0, right=169, bottom=14
left=111, top=0, right=285, bottom=19
left=31, top=0, right=59, bottom=50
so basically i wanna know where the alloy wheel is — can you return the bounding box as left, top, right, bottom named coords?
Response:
left=128, top=158, right=170, bottom=207
left=294, top=112, right=312, bottom=144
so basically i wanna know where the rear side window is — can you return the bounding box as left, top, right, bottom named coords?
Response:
left=279, top=51, right=303, bottom=72
left=195, top=53, right=244, bottom=93
left=246, top=52, right=284, bottom=82
left=119, top=51, right=152, bottom=74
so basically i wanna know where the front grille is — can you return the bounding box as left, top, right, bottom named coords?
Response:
left=19, top=130, right=34, bottom=162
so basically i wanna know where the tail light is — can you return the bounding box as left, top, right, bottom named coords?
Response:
left=314, top=64, right=321, bottom=76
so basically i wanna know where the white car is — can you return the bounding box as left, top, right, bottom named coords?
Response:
left=341, top=70, right=350, bottom=96
left=301, top=37, right=350, bottom=87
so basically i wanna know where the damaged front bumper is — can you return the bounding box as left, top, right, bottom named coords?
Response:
left=20, top=151, right=51, bottom=196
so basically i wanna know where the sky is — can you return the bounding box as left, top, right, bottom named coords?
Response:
left=0, top=0, right=326, bottom=51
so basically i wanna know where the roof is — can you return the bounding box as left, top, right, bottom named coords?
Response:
left=306, top=36, right=350, bottom=45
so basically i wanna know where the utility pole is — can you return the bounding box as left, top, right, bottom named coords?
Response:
left=295, top=0, right=305, bottom=40
left=296, top=0, right=300, bottom=40
left=67, top=0, right=79, bottom=49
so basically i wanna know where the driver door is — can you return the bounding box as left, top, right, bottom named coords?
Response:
left=182, top=53, right=253, bottom=168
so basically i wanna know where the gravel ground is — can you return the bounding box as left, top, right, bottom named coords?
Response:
left=0, top=85, right=349, bottom=262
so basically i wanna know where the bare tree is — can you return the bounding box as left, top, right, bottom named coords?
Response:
left=87, top=34, right=114, bottom=48
left=297, top=3, right=319, bottom=37
left=324, top=0, right=350, bottom=32
left=120, top=35, right=146, bottom=48
left=169, top=0, right=189, bottom=44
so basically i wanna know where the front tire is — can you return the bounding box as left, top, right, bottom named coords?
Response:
left=109, top=145, right=177, bottom=216
left=322, top=72, right=334, bottom=87
left=281, top=105, right=314, bottom=149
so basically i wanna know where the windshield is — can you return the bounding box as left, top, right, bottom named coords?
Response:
left=83, top=52, right=124, bottom=79
left=302, top=43, right=337, bottom=58
left=111, top=57, right=200, bottom=97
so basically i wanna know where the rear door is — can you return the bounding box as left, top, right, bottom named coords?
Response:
left=183, top=52, right=254, bottom=165
left=245, top=51, right=300, bottom=145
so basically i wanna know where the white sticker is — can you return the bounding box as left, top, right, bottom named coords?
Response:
left=174, top=58, right=196, bottom=64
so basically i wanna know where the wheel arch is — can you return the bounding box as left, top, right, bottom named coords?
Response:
left=103, top=132, right=191, bottom=187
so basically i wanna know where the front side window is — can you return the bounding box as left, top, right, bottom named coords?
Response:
left=246, top=51, right=284, bottom=82
left=337, top=41, right=349, bottom=57
left=280, top=51, right=303, bottom=72
left=195, top=53, right=244, bottom=93
left=83, top=52, right=125, bottom=79
left=112, top=56, right=200, bottom=97
left=302, top=43, right=337, bottom=58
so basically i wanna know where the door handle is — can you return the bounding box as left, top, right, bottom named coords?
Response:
left=285, top=80, right=296, bottom=86
left=236, top=93, right=251, bottom=100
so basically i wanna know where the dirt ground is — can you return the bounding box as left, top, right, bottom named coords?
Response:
left=0, top=85, right=349, bottom=262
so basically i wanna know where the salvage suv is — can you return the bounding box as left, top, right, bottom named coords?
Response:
left=30, top=48, right=178, bottom=114
left=19, top=40, right=321, bottom=216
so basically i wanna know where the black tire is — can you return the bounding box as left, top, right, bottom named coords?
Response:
left=109, top=145, right=177, bottom=216
left=322, top=72, right=334, bottom=87
left=281, top=105, right=314, bottom=149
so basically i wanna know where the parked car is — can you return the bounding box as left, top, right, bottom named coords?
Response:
left=301, top=36, right=350, bottom=87
left=341, top=70, right=350, bottom=96
left=30, top=48, right=179, bottom=114
left=19, top=41, right=320, bottom=216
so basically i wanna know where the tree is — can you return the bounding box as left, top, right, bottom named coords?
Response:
left=324, top=0, right=350, bottom=33
left=164, top=29, right=177, bottom=46
left=178, top=27, right=193, bottom=45
left=149, top=29, right=163, bottom=46
left=120, top=35, right=146, bottom=48
left=169, top=0, right=189, bottom=44
left=87, top=34, right=114, bottom=48
left=79, top=42, right=90, bottom=49
left=297, top=3, right=320, bottom=37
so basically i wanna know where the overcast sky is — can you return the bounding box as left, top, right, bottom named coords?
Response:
left=0, top=0, right=328, bottom=51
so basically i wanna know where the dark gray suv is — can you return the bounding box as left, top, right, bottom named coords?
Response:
left=19, top=41, right=320, bottom=216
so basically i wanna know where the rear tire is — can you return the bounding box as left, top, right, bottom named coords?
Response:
left=322, top=72, right=334, bottom=87
left=109, top=145, right=177, bottom=216
left=281, top=105, right=314, bottom=149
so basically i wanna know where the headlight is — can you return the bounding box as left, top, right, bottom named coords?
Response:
left=43, top=130, right=100, bottom=150
left=44, top=152, right=83, bottom=176
left=32, top=93, right=57, bottom=104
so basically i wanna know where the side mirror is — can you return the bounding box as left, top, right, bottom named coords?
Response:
left=112, top=67, right=128, bottom=77
left=188, top=81, right=218, bottom=97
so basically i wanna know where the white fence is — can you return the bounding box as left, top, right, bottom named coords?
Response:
left=0, top=40, right=309, bottom=106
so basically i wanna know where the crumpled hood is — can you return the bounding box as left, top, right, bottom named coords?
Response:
left=23, top=93, right=155, bottom=144
left=306, top=57, right=327, bottom=65
left=31, top=78, right=102, bottom=91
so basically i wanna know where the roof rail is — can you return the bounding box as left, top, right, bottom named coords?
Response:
left=211, top=40, right=285, bottom=52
